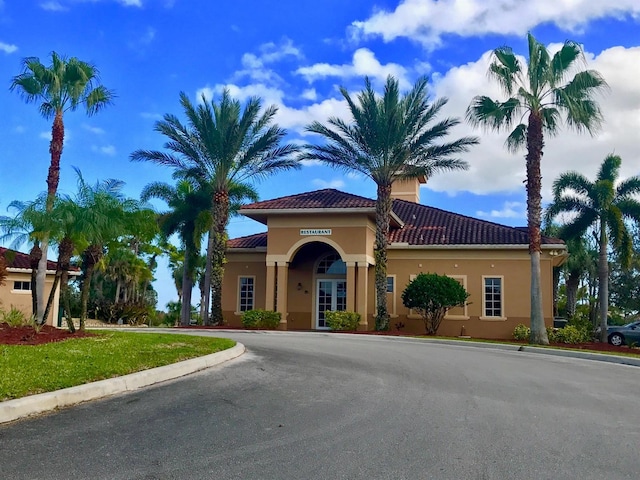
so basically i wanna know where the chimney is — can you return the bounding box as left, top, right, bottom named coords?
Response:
left=390, top=175, right=427, bottom=203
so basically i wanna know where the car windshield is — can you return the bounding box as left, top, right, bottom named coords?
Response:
left=623, top=321, right=639, bottom=328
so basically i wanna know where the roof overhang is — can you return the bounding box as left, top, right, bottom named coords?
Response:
left=7, top=267, right=81, bottom=276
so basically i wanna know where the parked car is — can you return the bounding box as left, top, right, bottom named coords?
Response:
left=605, top=320, right=640, bottom=346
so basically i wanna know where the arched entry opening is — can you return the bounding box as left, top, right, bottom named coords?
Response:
left=315, top=253, right=347, bottom=329
left=287, top=242, right=346, bottom=330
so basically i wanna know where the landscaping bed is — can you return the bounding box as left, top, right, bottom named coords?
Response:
left=0, top=322, right=95, bottom=345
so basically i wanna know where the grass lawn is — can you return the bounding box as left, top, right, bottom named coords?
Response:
left=0, top=331, right=235, bottom=401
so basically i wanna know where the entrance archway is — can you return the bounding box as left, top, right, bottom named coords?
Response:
left=315, top=253, right=346, bottom=329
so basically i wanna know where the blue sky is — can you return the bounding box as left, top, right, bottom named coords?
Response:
left=1, top=0, right=640, bottom=309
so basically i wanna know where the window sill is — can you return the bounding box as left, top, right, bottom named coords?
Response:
left=444, top=315, right=470, bottom=321
left=479, top=316, right=507, bottom=321
left=10, top=290, right=31, bottom=295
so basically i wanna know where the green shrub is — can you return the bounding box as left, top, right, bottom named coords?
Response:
left=401, top=272, right=470, bottom=335
left=241, top=309, right=281, bottom=329
left=513, top=323, right=531, bottom=341
left=546, top=326, right=557, bottom=343
left=325, top=311, right=360, bottom=331
left=554, top=324, right=590, bottom=344
left=0, top=306, right=29, bottom=327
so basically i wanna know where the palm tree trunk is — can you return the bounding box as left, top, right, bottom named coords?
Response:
left=80, top=264, right=95, bottom=331
left=374, top=184, right=392, bottom=331
left=598, top=221, right=609, bottom=342
left=180, top=248, right=193, bottom=326
left=80, top=245, right=102, bottom=331
left=203, top=228, right=214, bottom=325
left=115, top=280, right=121, bottom=303
left=36, top=239, right=49, bottom=324
left=36, top=111, right=65, bottom=324
left=526, top=112, right=549, bottom=345
left=61, top=269, right=75, bottom=333
left=29, top=243, right=42, bottom=318
left=43, top=237, right=73, bottom=324
left=210, top=192, right=229, bottom=325
left=566, top=272, right=580, bottom=318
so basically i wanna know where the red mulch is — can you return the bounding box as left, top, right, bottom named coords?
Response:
left=0, top=323, right=95, bottom=346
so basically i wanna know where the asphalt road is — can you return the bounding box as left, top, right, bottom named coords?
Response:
left=1, top=331, right=639, bottom=480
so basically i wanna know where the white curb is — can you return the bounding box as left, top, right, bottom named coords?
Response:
left=0, top=343, right=245, bottom=425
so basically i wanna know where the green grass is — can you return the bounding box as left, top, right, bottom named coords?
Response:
left=0, top=331, right=235, bottom=401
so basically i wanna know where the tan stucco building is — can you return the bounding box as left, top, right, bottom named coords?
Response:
left=0, top=247, right=60, bottom=325
left=222, top=179, right=566, bottom=339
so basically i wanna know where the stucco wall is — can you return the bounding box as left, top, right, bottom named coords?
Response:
left=0, top=270, right=59, bottom=325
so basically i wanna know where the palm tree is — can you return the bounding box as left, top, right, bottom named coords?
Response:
left=0, top=195, right=51, bottom=319
left=131, top=90, right=300, bottom=325
left=10, top=52, right=113, bottom=322
left=466, top=33, right=608, bottom=344
left=141, top=180, right=212, bottom=326
left=545, top=154, right=640, bottom=342
left=302, top=75, right=477, bottom=331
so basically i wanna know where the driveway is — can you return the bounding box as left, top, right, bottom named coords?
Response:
left=1, top=331, right=639, bottom=479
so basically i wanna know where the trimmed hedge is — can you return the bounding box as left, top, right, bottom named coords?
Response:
left=325, top=311, right=360, bottom=331
left=241, top=309, right=281, bottom=329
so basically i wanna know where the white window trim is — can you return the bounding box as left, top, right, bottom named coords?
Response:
left=480, top=275, right=506, bottom=321
left=10, top=280, right=32, bottom=294
left=235, top=275, right=256, bottom=315
left=444, top=274, right=469, bottom=320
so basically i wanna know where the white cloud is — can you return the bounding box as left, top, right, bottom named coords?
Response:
left=477, top=202, right=526, bottom=220
left=296, top=48, right=410, bottom=88
left=196, top=83, right=285, bottom=106
left=301, top=88, right=317, bottom=101
left=83, top=124, right=105, bottom=135
left=312, top=178, right=345, bottom=189
left=351, top=0, right=640, bottom=49
left=91, top=144, right=116, bottom=156
left=0, top=41, right=17, bottom=54
left=232, top=38, right=303, bottom=84
left=425, top=45, right=640, bottom=204
left=40, top=1, right=67, bottom=11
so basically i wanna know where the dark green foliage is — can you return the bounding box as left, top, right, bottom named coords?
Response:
left=325, top=311, right=361, bottom=331
left=401, top=273, right=469, bottom=335
left=241, top=309, right=281, bottom=329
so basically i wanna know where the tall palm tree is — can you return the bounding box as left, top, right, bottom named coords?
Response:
left=141, top=180, right=212, bottom=326
left=302, top=75, right=477, bottom=331
left=10, top=52, right=114, bottom=322
left=131, top=90, right=300, bottom=325
left=466, top=33, right=608, bottom=344
left=545, top=154, right=640, bottom=342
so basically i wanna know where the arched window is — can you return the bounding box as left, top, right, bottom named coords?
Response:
left=317, top=253, right=346, bottom=275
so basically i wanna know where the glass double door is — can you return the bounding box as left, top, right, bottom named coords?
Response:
left=316, top=279, right=346, bottom=329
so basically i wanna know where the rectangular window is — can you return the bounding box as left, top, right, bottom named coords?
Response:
left=386, top=276, right=394, bottom=293
left=13, top=281, right=31, bottom=291
left=483, top=277, right=503, bottom=318
left=238, top=276, right=255, bottom=312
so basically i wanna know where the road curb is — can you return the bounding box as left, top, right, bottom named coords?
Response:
left=0, top=342, right=245, bottom=425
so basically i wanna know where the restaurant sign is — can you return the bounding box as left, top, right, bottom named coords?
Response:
left=300, top=229, right=331, bottom=236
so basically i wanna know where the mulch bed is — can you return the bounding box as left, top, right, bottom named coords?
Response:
left=0, top=323, right=95, bottom=346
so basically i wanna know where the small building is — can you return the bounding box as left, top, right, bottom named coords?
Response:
left=222, top=178, right=567, bottom=339
left=0, top=247, right=61, bottom=325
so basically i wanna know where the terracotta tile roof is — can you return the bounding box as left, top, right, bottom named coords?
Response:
left=227, top=233, right=267, bottom=249
left=228, top=189, right=564, bottom=248
left=240, top=189, right=375, bottom=211
left=389, top=199, right=564, bottom=245
left=0, top=247, right=58, bottom=270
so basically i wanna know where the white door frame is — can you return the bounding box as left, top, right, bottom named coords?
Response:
left=316, top=278, right=347, bottom=330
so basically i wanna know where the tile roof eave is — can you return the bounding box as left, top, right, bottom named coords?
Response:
left=388, top=243, right=568, bottom=250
